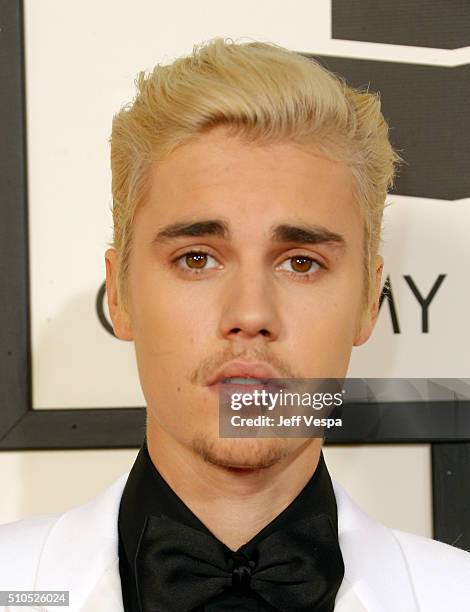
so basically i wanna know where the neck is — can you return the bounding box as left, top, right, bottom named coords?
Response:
left=146, top=422, right=323, bottom=551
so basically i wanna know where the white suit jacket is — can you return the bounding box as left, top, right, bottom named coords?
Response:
left=1, top=473, right=469, bottom=612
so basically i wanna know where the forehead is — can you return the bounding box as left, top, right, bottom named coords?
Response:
left=135, top=128, right=363, bottom=249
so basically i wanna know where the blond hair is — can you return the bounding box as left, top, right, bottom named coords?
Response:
left=110, top=37, right=402, bottom=317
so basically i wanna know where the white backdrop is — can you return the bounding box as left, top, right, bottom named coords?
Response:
left=23, top=0, right=470, bottom=409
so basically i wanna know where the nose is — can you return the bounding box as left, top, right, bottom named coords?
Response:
left=217, top=262, right=282, bottom=343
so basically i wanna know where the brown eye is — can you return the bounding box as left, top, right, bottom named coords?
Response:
left=185, top=252, right=207, bottom=269
left=277, top=255, right=322, bottom=279
left=173, top=251, right=220, bottom=274
left=290, top=256, right=313, bottom=273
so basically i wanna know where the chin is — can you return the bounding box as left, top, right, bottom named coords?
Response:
left=191, top=435, right=291, bottom=471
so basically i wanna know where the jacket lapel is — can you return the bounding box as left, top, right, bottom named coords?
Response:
left=333, top=576, right=368, bottom=611
left=332, top=481, right=418, bottom=611
left=34, top=474, right=128, bottom=612
left=34, top=473, right=417, bottom=612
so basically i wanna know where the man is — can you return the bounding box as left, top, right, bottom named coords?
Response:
left=1, top=37, right=470, bottom=611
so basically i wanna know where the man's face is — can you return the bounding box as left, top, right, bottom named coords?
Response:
left=106, top=126, right=382, bottom=469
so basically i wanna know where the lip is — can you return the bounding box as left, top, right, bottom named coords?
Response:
left=206, top=361, right=282, bottom=388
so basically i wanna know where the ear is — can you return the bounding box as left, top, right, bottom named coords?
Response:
left=104, top=248, right=134, bottom=341
left=354, top=255, right=384, bottom=347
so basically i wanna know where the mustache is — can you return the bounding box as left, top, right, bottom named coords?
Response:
left=193, top=347, right=297, bottom=385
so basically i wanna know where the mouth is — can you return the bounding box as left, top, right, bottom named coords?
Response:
left=221, top=377, right=269, bottom=384
left=207, top=377, right=284, bottom=394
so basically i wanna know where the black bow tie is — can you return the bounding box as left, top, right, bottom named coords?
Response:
left=134, top=513, right=344, bottom=612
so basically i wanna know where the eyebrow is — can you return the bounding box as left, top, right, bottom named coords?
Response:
left=151, top=219, right=346, bottom=250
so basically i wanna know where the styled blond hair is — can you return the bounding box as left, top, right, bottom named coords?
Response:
left=110, top=37, right=401, bottom=317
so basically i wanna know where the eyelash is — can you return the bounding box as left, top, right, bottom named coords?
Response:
left=170, top=249, right=325, bottom=281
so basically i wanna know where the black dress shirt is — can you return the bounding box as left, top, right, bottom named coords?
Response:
left=118, top=439, right=344, bottom=611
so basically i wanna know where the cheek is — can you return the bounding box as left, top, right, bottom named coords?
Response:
left=291, top=279, right=362, bottom=345
left=131, top=273, right=211, bottom=375
left=289, top=300, right=357, bottom=378
left=131, top=267, right=180, bottom=333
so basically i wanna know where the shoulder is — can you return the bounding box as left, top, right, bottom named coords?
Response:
left=392, top=527, right=470, bottom=596
left=393, top=528, right=470, bottom=608
left=0, top=512, right=62, bottom=589
left=333, top=479, right=470, bottom=609
left=0, top=472, right=129, bottom=592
